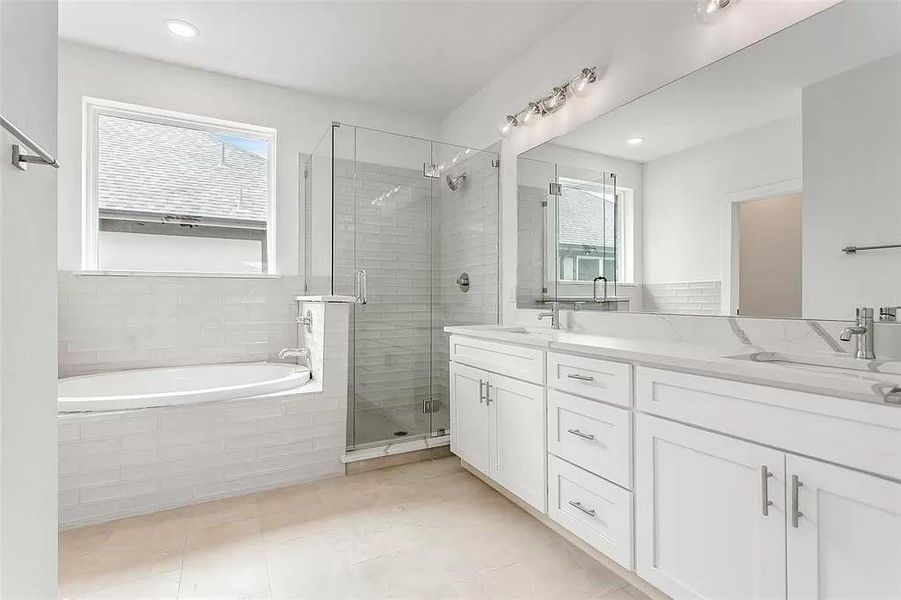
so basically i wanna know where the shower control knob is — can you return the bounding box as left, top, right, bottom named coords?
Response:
left=456, top=272, right=470, bottom=292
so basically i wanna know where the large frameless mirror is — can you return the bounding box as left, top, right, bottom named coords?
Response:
left=516, top=2, right=901, bottom=322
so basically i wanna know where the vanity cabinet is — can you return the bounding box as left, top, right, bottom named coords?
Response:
left=449, top=332, right=901, bottom=600
left=635, top=414, right=786, bottom=600
left=449, top=360, right=546, bottom=511
left=637, top=413, right=901, bottom=600
left=786, top=455, right=901, bottom=599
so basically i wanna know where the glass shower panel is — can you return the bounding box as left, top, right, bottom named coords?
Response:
left=516, top=156, right=557, bottom=307
left=430, top=142, right=500, bottom=436
left=343, top=126, right=435, bottom=448
left=303, top=126, right=334, bottom=295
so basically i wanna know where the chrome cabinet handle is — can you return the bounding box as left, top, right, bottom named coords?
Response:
left=568, top=501, right=596, bottom=517
left=791, top=474, right=804, bottom=528
left=567, top=428, right=595, bottom=441
left=566, top=373, right=595, bottom=382
left=485, top=382, right=493, bottom=405
left=355, top=269, right=367, bottom=305
left=761, top=466, right=773, bottom=516
left=478, top=379, right=485, bottom=404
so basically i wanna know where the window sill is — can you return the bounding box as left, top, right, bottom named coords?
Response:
left=73, top=270, right=283, bottom=279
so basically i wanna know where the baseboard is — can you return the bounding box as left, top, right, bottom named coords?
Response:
left=460, top=459, right=672, bottom=600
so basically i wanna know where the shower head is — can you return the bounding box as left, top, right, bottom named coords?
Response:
left=446, top=173, right=467, bottom=192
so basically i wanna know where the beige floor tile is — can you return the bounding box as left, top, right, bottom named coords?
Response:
left=60, top=570, right=181, bottom=600
left=60, top=457, right=637, bottom=600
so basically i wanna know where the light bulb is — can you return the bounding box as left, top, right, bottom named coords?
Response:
left=521, top=102, right=542, bottom=126
left=570, top=67, right=597, bottom=97
left=166, top=19, right=199, bottom=38
left=498, top=115, right=519, bottom=137
left=696, top=0, right=734, bottom=22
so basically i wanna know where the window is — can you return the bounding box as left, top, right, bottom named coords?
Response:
left=83, top=99, right=277, bottom=274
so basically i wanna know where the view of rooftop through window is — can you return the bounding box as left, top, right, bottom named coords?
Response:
left=90, top=107, right=275, bottom=273
left=556, top=178, right=617, bottom=282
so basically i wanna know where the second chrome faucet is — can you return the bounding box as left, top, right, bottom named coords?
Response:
left=839, top=307, right=876, bottom=359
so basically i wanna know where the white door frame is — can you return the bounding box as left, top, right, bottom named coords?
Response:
left=721, top=178, right=802, bottom=316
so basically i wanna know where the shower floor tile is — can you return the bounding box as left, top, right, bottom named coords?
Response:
left=59, top=457, right=653, bottom=600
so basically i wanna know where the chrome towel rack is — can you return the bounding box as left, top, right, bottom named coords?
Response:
left=842, top=243, right=901, bottom=254
left=0, top=114, right=59, bottom=170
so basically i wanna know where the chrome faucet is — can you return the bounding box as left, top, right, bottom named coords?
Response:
left=839, top=307, right=876, bottom=359
left=537, top=302, right=561, bottom=330
left=277, top=347, right=311, bottom=362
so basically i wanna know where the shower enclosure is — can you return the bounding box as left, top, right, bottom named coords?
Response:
left=303, top=123, right=500, bottom=450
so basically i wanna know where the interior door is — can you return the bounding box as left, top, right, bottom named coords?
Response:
left=786, top=454, right=901, bottom=600
left=488, top=372, right=546, bottom=511
left=635, top=414, right=786, bottom=600
left=449, top=362, right=490, bottom=474
left=346, top=126, right=434, bottom=448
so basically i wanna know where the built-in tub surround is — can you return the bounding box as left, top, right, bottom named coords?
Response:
left=58, top=300, right=350, bottom=528
left=58, top=271, right=304, bottom=377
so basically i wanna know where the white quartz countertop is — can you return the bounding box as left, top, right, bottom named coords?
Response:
left=444, top=324, right=901, bottom=408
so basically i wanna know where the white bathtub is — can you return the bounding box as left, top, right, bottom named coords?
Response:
left=58, top=362, right=311, bottom=412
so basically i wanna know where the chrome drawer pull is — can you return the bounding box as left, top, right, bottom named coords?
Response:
left=566, top=428, right=595, bottom=441
left=760, top=465, right=773, bottom=516
left=478, top=379, right=485, bottom=404
left=566, top=373, right=595, bottom=381
left=791, top=474, right=804, bottom=528
left=568, top=501, right=596, bottom=517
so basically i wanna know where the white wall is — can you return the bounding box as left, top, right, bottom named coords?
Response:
left=0, top=0, right=59, bottom=595
left=803, top=53, right=901, bottom=319
left=58, top=42, right=440, bottom=276
left=642, top=116, right=801, bottom=283
left=436, top=0, right=836, bottom=324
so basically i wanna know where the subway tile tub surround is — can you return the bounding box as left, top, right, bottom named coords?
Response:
left=58, top=272, right=305, bottom=377
left=58, top=300, right=351, bottom=528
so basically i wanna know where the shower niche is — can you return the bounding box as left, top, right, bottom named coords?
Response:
left=303, top=123, right=500, bottom=450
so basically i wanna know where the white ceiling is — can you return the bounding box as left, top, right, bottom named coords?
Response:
left=58, top=0, right=583, bottom=119
left=549, top=1, right=901, bottom=163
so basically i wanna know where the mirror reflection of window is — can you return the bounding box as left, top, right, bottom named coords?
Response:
left=556, top=178, right=618, bottom=283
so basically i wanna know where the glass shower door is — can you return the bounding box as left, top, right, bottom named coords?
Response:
left=342, top=126, right=435, bottom=448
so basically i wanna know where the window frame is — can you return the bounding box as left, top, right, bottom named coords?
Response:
left=82, top=97, right=278, bottom=274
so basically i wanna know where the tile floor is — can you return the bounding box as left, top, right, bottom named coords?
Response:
left=60, top=457, right=652, bottom=600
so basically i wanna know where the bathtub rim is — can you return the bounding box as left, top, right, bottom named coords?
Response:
left=57, top=361, right=315, bottom=414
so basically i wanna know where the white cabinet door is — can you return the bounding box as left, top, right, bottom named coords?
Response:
left=450, top=362, right=490, bottom=475
left=786, top=455, right=901, bottom=600
left=636, top=414, right=786, bottom=600
left=488, top=372, right=546, bottom=512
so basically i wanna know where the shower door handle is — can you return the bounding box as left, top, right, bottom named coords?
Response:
left=356, top=269, right=367, bottom=305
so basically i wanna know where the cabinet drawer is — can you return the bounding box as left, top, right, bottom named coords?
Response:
left=450, top=336, right=545, bottom=385
left=636, top=366, right=901, bottom=481
left=547, top=352, right=631, bottom=407
left=548, top=389, right=631, bottom=488
left=548, top=455, right=633, bottom=569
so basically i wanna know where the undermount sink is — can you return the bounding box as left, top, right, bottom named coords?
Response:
left=726, top=351, right=901, bottom=376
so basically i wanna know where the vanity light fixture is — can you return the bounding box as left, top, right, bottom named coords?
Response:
left=497, top=66, right=599, bottom=138
left=627, top=136, right=644, bottom=146
left=166, top=19, right=199, bottom=38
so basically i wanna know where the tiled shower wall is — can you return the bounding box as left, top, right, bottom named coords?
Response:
left=58, top=272, right=303, bottom=377
left=330, top=151, right=499, bottom=447
left=431, top=153, right=500, bottom=432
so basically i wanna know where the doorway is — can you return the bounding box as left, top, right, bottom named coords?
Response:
left=737, top=193, right=803, bottom=318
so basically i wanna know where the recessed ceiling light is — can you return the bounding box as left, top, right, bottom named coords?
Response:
left=627, top=137, right=644, bottom=146
left=166, top=19, right=199, bottom=39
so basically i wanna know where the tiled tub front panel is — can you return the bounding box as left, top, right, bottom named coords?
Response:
left=58, top=389, right=345, bottom=528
